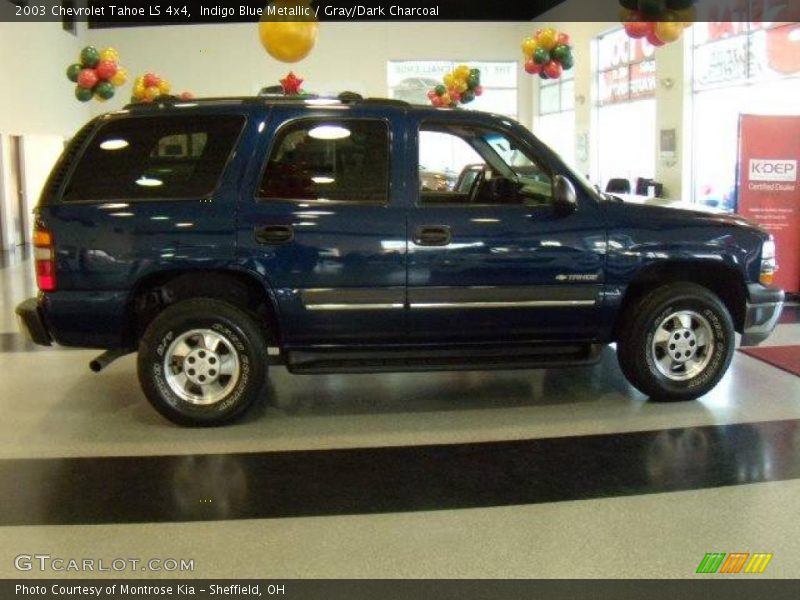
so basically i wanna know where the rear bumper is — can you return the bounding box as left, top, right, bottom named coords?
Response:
left=15, top=297, right=52, bottom=347
left=741, top=284, right=785, bottom=346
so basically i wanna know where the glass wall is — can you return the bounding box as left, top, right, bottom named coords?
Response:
left=535, top=68, right=576, bottom=166
left=595, top=28, right=658, bottom=192
left=387, top=61, right=517, bottom=118
left=692, top=22, right=800, bottom=210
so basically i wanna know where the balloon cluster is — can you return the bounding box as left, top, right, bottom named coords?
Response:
left=67, top=46, right=127, bottom=103
left=131, top=73, right=193, bottom=103
left=427, top=65, right=483, bottom=108
left=619, top=0, right=697, bottom=46
left=522, top=28, right=574, bottom=80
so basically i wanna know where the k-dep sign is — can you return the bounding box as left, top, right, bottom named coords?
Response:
left=749, top=159, right=798, bottom=182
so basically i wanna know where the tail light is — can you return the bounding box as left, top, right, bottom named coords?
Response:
left=33, top=225, right=56, bottom=292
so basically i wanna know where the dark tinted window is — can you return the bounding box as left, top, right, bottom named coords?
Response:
left=62, top=115, right=244, bottom=202
left=258, top=119, right=389, bottom=203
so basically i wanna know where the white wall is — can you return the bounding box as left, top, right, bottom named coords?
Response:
left=86, top=22, right=534, bottom=126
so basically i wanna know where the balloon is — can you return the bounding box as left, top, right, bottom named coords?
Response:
left=443, top=73, right=455, bottom=88
left=144, top=86, right=161, bottom=101
left=280, top=71, right=304, bottom=95
left=639, top=0, right=667, bottom=17
left=111, top=67, right=128, bottom=87
left=74, top=86, right=93, bottom=102
left=533, top=47, right=551, bottom=65
left=80, top=46, right=100, bottom=68
left=66, top=63, right=81, bottom=83
left=143, top=72, right=160, bottom=88
left=655, top=20, right=683, bottom=43
left=461, top=92, right=475, bottom=104
left=624, top=19, right=651, bottom=39
left=449, top=90, right=461, bottom=103
left=557, top=33, right=571, bottom=46
left=95, top=81, right=115, bottom=100
left=552, top=44, right=572, bottom=63
left=646, top=28, right=667, bottom=47
left=77, top=68, right=98, bottom=89
left=258, top=20, right=319, bottom=63
left=95, top=59, right=118, bottom=81
left=158, top=79, right=171, bottom=95
left=455, top=80, right=468, bottom=94
left=434, top=84, right=446, bottom=96
left=455, top=64, right=471, bottom=80
left=560, top=54, right=575, bottom=70
left=525, top=59, right=542, bottom=74
left=99, top=48, right=119, bottom=63
left=522, top=37, right=538, bottom=56
left=133, top=79, right=146, bottom=99
left=427, top=90, right=436, bottom=100
left=467, top=73, right=480, bottom=89
left=431, top=96, right=443, bottom=107
left=440, top=94, right=451, bottom=105
left=543, top=60, right=563, bottom=79
left=179, top=92, right=194, bottom=101
left=536, top=28, right=559, bottom=51
left=474, top=85, right=483, bottom=96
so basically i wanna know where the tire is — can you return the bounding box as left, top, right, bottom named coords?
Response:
left=617, top=283, right=735, bottom=401
left=137, top=298, right=268, bottom=426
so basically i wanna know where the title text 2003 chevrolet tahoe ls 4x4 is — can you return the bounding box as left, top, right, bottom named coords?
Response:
left=17, top=95, right=784, bottom=425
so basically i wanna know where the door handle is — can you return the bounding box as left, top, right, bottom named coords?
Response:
left=414, top=225, right=452, bottom=247
left=254, top=225, right=294, bottom=245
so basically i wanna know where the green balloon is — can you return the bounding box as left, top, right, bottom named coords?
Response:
left=80, top=46, right=100, bottom=68
left=533, top=47, right=551, bottom=65
left=66, top=63, right=82, bottom=82
left=95, top=81, right=115, bottom=100
left=552, top=44, right=572, bottom=62
left=461, top=92, right=475, bottom=104
left=75, top=86, right=93, bottom=102
left=435, top=84, right=446, bottom=95
left=638, top=0, right=666, bottom=16
left=467, top=74, right=480, bottom=89
left=560, top=54, right=575, bottom=70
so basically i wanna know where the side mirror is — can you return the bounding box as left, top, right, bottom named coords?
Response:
left=553, top=175, right=577, bottom=216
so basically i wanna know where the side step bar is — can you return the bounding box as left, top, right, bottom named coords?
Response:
left=286, top=343, right=603, bottom=375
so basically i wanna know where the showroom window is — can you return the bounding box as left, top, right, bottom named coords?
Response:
left=535, top=67, right=576, bottom=166
left=259, top=119, right=390, bottom=204
left=418, top=123, right=553, bottom=206
left=388, top=61, right=518, bottom=118
left=691, top=21, right=800, bottom=210
left=595, top=28, right=657, bottom=191
left=63, top=115, right=244, bottom=202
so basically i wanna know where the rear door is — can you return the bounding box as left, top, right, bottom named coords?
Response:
left=237, top=106, right=408, bottom=347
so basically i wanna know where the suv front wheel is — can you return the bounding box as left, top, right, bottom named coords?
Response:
left=137, top=298, right=268, bottom=426
left=617, top=283, right=735, bottom=401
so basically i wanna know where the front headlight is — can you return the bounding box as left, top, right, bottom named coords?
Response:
left=759, top=237, right=777, bottom=286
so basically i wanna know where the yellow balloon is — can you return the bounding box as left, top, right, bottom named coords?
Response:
left=158, top=79, right=171, bottom=95
left=133, top=81, right=145, bottom=99
left=440, top=94, right=451, bottom=105
left=443, top=73, right=455, bottom=87
left=522, top=37, right=538, bottom=57
left=455, top=64, right=470, bottom=80
left=111, top=67, right=127, bottom=87
left=537, top=27, right=558, bottom=51
left=455, top=80, right=468, bottom=94
left=655, top=20, right=683, bottom=43
left=258, top=20, right=319, bottom=63
left=100, top=48, right=119, bottom=63
left=144, top=86, right=161, bottom=101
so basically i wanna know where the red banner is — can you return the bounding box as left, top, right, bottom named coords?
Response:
left=737, top=114, right=800, bottom=293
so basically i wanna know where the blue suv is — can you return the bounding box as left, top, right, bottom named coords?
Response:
left=16, top=95, right=785, bottom=425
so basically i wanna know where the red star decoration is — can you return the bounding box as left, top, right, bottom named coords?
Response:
left=280, top=72, right=304, bottom=95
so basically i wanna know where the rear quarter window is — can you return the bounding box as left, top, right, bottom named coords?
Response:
left=62, top=114, right=244, bottom=202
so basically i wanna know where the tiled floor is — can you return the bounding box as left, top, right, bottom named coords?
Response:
left=0, top=248, right=798, bottom=578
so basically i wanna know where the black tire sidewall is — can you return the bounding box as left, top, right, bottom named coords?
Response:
left=138, top=299, right=266, bottom=426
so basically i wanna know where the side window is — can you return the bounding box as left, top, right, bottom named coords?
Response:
left=258, top=119, right=389, bottom=204
left=418, top=123, right=553, bottom=207
left=62, top=115, right=244, bottom=202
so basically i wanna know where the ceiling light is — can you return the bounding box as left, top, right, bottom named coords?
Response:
left=309, top=125, right=350, bottom=140
left=136, top=176, right=163, bottom=187
left=100, top=139, right=129, bottom=151
left=312, top=176, right=335, bottom=184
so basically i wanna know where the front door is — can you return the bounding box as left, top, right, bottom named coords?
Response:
left=237, top=107, right=408, bottom=347
left=406, top=114, right=606, bottom=344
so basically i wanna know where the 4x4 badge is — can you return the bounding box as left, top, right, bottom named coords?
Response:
left=556, top=274, right=599, bottom=282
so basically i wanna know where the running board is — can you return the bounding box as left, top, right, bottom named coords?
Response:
left=286, top=343, right=603, bottom=374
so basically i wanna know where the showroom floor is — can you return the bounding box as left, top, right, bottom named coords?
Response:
left=0, top=248, right=798, bottom=578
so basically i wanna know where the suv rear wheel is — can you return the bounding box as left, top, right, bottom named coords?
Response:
left=137, top=298, right=268, bottom=426
left=617, top=283, right=735, bottom=401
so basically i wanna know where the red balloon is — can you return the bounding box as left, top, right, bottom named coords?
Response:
left=427, top=90, right=437, bottom=100
left=525, top=58, right=542, bottom=74
left=624, top=20, right=651, bottom=39
left=143, top=72, right=160, bottom=88
left=179, top=91, right=194, bottom=100
left=77, top=68, right=98, bottom=90
left=431, top=96, right=444, bottom=107
left=646, top=26, right=666, bottom=47
left=557, top=32, right=571, bottom=45
left=543, top=60, right=563, bottom=79
left=95, top=60, right=118, bottom=81
left=474, top=85, right=483, bottom=96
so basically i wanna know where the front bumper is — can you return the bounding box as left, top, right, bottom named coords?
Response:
left=741, top=284, right=785, bottom=346
left=15, top=297, right=52, bottom=347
